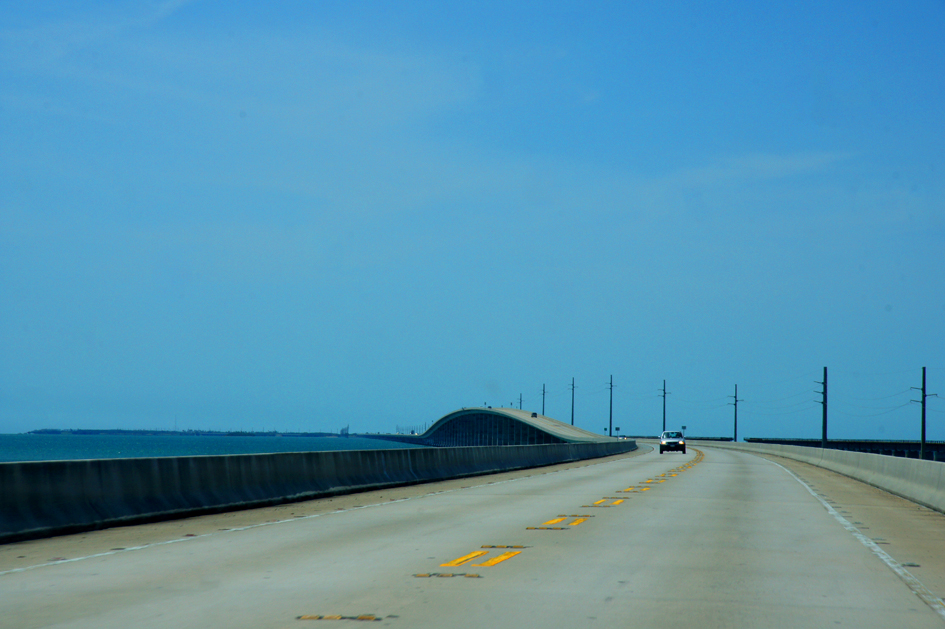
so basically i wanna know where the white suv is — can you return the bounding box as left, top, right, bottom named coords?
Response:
left=659, top=431, right=686, bottom=454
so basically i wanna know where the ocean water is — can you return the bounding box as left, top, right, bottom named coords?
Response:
left=0, top=434, right=422, bottom=463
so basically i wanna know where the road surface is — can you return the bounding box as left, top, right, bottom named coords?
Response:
left=2, top=446, right=943, bottom=628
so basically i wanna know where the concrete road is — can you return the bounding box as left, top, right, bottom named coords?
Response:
left=2, top=447, right=944, bottom=628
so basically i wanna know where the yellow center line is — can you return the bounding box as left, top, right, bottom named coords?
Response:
left=641, top=487, right=650, bottom=491
left=609, top=499, right=624, bottom=505
left=569, top=518, right=588, bottom=526
left=440, top=551, right=488, bottom=567
left=472, top=551, right=521, bottom=567
left=593, top=499, right=607, bottom=505
left=543, top=517, right=567, bottom=525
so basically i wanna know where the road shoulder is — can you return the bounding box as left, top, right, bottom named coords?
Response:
left=751, top=452, right=945, bottom=607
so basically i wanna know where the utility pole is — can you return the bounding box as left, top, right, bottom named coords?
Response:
left=542, top=383, right=546, bottom=416
left=728, top=384, right=743, bottom=442
left=570, top=377, right=576, bottom=426
left=518, top=393, right=523, bottom=410
left=661, top=380, right=670, bottom=432
left=912, top=367, right=938, bottom=460
left=608, top=375, right=614, bottom=437
left=816, top=367, right=828, bottom=449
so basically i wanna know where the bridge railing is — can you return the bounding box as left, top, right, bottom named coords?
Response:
left=0, top=440, right=636, bottom=544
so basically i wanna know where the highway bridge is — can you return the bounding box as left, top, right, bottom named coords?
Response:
left=2, top=441, right=944, bottom=628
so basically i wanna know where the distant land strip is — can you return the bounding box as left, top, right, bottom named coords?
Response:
left=27, top=429, right=348, bottom=438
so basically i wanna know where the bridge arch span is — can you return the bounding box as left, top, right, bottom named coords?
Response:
left=419, top=408, right=610, bottom=447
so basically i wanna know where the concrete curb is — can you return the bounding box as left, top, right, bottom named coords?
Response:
left=0, top=441, right=636, bottom=544
left=693, top=441, right=945, bottom=513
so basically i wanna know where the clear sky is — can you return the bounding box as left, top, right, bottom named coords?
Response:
left=2, top=1, right=944, bottom=440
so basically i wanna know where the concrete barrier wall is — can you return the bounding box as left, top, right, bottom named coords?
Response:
left=0, top=440, right=636, bottom=544
left=693, top=441, right=945, bottom=513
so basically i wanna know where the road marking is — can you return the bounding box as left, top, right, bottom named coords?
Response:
left=440, top=551, right=487, bottom=567
left=481, top=545, right=527, bottom=549
left=414, top=573, right=481, bottom=578
left=592, top=499, right=607, bottom=505
left=298, top=614, right=381, bottom=621
left=543, top=517, right=567, bottom=525
left=609, top=499, right=624, bottom=505
left=768, top=459, right=945, bottom=621
left=568, top=518, right=588, bottom=526
left=526, top=526, right=568, bottom=530
left=472, top=551, right=520, bottom=567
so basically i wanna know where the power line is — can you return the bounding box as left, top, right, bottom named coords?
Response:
left=614, top=390, right=662, bottom=400
left=748, top=389, right=827, bottom=405
left=735, top=370, right=824, bottom=388
left=676, top=396, right=730, bottom=405
left=584, top=383, right=612, bottom=396
left=842, top=389, right=912, bottom=402
left=746, top=397, right=816, bottom=410
left=742, top=404, right=820, bottom=417
left=835, top=400, right=916, bottom=411
left=833, top=367, right=926, bottom=377
left=833, top=403, right=912, bottom=418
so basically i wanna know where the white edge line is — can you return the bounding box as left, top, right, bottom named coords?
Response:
left=765, top=457, right=945, bottom=621
left=1, top=452, right=634, bottom=577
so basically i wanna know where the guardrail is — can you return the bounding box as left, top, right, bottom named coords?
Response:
left=693, top=440, right=945, bottom=514
left=0, top=440, right=636, bottom=544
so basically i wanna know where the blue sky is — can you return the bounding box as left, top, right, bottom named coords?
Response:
left=2, top=1, right=944, bottom=439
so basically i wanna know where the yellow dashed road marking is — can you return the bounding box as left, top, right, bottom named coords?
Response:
left=440, top=551, right=487, bottom=567
left=472, top=551, right=521, bottom=567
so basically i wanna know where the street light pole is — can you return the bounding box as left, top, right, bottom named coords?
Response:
left=608, top=375, right=613, bottom=437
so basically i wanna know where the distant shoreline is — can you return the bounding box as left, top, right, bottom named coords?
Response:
left=26, top=429, right=348, bottom=438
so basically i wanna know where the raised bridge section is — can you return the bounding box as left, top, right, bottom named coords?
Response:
left=375, top=407, right=615, bottom=447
